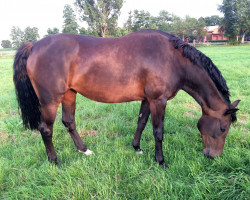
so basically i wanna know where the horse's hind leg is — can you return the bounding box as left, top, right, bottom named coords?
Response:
left=39, top=102, right=60, bottom=164
left=132, top=99, right=150, bottom=153
left=62, top=89, right=92, bottom=155
left=149, top=97, right=167, bottom=167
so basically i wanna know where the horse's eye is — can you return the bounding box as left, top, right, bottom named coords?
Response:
left=220, top=128, right=226, bottom=132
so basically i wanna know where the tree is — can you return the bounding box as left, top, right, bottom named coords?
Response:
left=155, top=10, right=173, bottom=32
left=79, top=27, right=99, bottom=36
left=123, top=10, right=175, bottom=33
left=79, top=27, right=89, bottom=35
left=1, top=40, right=12, bottom=48
left=45, top=27, right=60, bottom=37
left=124, top=11, right=133, bottom=33
left=62, top=4, right=79, bottom=34
left=238, top=0, right=250, bottom=42
left=112, top=27, right=128, bottom=37
left=171, top=16, right=197, bottom=40
left=199, top=15, right=223, bottom=26
left=124, top=10, right=158, bottom=32
left=75, top=0, right=124, bottom=37
left=171, top=16, right=207, bottom=41
left=10, top=26, right=39, bottom=49
left=10, top=26, right=24, bottom=49
left=195, top=17, right=208, bottom=40
left=219, top=0, right=250, bottom=42
left=23, top=26, right=40, bottom=42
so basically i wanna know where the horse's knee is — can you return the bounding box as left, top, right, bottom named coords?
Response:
left=156, top=133, right=163, bottom=142
left=154, top=129, right=163, bottom=142
left=39, top=122, right=52, bottom=138
left=62, top=118, right=75, bottom=132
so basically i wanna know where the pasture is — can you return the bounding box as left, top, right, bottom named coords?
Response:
left=0, top=45, right=249, bottom=199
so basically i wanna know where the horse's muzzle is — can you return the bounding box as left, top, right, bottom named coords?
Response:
left=203, top=148, right=215, bottom=159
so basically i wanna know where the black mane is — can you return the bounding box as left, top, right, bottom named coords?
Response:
left=168, top=34, right=230, bottom=103
left=144, top=30, right=236, bottom=122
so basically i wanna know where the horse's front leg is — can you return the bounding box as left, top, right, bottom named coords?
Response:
left=149, top=97, right=167, bottom=167
left=132, top=99, right=150, bottom=153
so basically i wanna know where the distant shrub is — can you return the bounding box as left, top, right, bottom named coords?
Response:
left=206, top=40, right=228, bottom=43
left=1, top=40, right=12, bottom=48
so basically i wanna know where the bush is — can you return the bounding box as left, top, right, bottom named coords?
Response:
left=206, top=40, right=228, bottom=43
left=1, top=40, right=12, bottom=48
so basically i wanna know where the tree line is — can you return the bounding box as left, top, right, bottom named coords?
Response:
left=1, top=0, right=249, bottom=49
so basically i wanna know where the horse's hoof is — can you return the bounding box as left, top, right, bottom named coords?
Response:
left=136, top=149, right=144, bottom=154
left=159, top=161, right=168, bottom=169
left=48, top=158, right=58, bottom=165
left=161, top=163, right=168, bottom=169
left=79, top=149, right=93, bottom=156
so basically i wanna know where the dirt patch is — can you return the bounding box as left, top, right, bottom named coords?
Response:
left=184, top=111, right=198, bottom=119
left=0, top=131, right=9, bottom=141
left=183, top=102, right=200, bottom=110
left=238, top=113, right=248, bottom=124
left=79, top=129, right=99, bottom=138
left=31, top=131, right=40, bottom=137
left=21, top=132, right=29, bottom=136
left=20, top=131, right=40, bottom=137
left=241, top=127, right=249, bottom=134
left=9, top=110, right=18, bottom=117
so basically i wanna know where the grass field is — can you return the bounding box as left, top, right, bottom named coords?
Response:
left=0, top=45, right=249, bottom=199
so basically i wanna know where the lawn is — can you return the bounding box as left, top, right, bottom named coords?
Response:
left=0, top=45, right=249, bottom=199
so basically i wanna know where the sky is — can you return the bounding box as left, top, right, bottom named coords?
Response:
left=0, top=0, right=223, bottom=42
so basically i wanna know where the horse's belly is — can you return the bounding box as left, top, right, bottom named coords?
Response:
left=71, top=60, right=147, bottom=103
left=73, top=83, right=145, bottom=103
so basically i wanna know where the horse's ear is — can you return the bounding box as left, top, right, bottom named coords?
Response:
left=231, top=100, right=241, bottom=109
left=224, top=100, right=240, bottom=115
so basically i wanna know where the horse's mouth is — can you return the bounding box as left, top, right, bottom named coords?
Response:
left=203, top=148, right=215, bottom=159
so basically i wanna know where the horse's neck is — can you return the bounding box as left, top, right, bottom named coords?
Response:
left=181, top=63, right=228, bottom=115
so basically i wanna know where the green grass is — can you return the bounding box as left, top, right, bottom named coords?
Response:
left=0, top=45, right=249, bottom=199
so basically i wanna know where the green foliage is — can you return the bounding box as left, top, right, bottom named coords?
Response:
left=0, top=45, right=249, bottom=199
left=111, top=27, right=129, bottom=37
left=10, top=26, right=24, bottom=49
left=199, top=15, right=223, bottom=26
left=62, top=4, right=79, bottom=34
left=125, top=10, right=158, bottom=32
left=124, top=10, right=173, bottom=33
left=124, top=11, right=207, bottom=41
left=195, top=18, right=208, bottom=39
left=218, top=0, right=250, bottom=42
left=45, top=27, right=60, bottom=37
left=10, top=26, right=39, bottom=49
left=1, top=40, right=12, bottom=48
left=79, top=27, right=99, bottom=36
left=23, top=26, right=40, bottom=42
left=171, top=15, right=206, bottom=41
left=155, top=10, right=173, bottom=32
left=75, top=0, right=124, bottom=37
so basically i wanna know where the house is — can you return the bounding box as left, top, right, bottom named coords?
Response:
left=203, top=25, right=228, bottom=42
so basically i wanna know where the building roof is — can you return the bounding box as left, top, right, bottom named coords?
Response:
left=205, top=25, right=220, bottom=33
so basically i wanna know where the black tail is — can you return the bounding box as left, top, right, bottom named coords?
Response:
left=13, top=43, right=41, bottom=130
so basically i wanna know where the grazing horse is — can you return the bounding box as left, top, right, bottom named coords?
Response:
left=13, top=29, right=240, bottom=167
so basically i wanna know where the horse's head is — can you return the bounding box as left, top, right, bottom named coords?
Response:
left=197, top=100, right=240, bottom=158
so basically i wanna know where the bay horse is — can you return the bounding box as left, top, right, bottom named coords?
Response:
left=13, top=29, right=240, bottom=167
